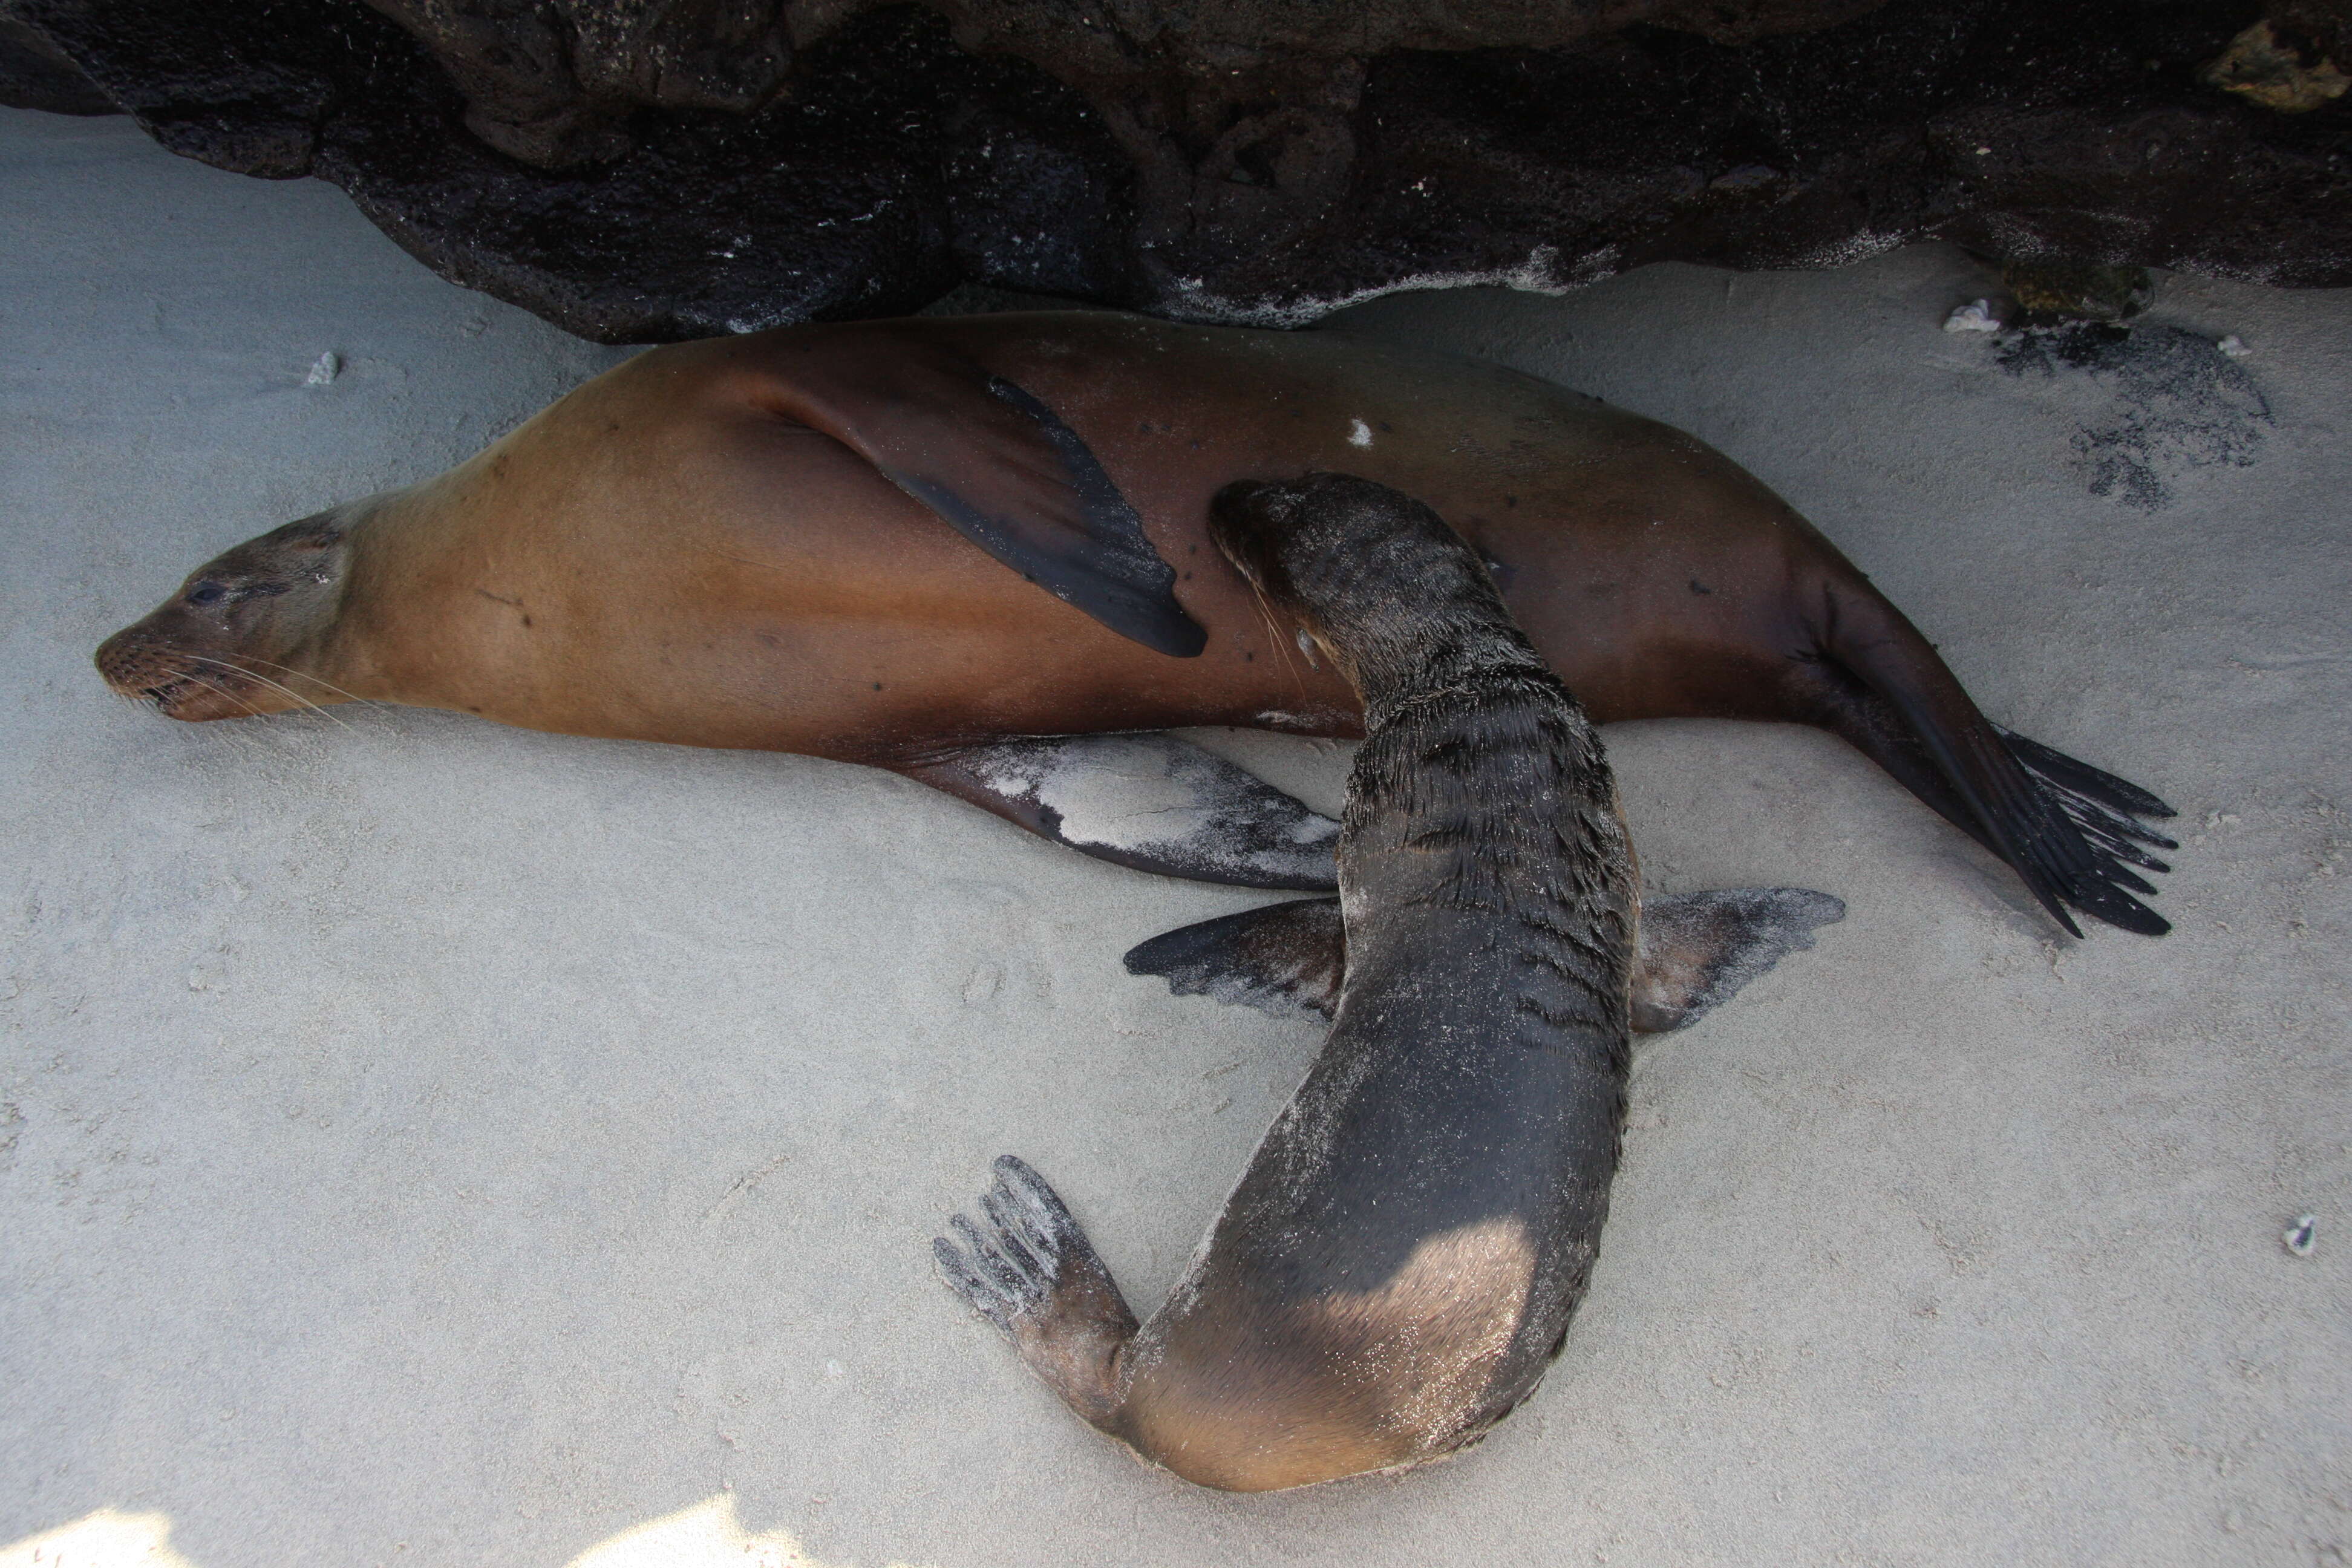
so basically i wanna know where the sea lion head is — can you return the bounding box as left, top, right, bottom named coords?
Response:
left=95, top=502, right=368, bottom=721
left=1210, top=474, right=1508, bottom=685
left=1205, top=478, right=1312, bottom=607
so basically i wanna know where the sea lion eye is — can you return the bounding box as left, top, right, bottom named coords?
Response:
left=188, top=581, right=228, bottom=606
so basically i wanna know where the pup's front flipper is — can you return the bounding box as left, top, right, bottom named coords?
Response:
left=935, top=1155, right=1138, bottom=1429
left=1123, top=897, right=1346, bottom=1020
left=904, top=734, right=1340, bottom=890
left=1126, top=887, right=1845, bottom=1032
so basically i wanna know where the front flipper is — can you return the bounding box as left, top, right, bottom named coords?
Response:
left=760, top=328, right=1205, bottom=657
left=1126, top=887, right=1845, bottom=1032
left=903, top=734, right=1341, bottom=890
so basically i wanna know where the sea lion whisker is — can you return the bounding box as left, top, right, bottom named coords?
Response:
left=164, top=667, right=271, bottom=722
left=206, top=721, right=281, bottom=760
left=155, top=668, right=309, bottom=759
left=181, top=655, right=356, bottom=730
left=227, top=655, right=386, bottom=711
left=1241, top=576, right=1305, bottom=686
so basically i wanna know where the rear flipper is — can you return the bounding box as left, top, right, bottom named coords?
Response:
left=1125, top=887, right=1844, bottom=1031
left=937, top=1154, right=1442, bottom=1492
left=1629, top=888, right=1848, bottom=1033
left=934, top=1155, right=1138, bottom=1431
left=1124, top=897, right=1347, bottom=1021
left=1785, top=590, right=2177, bottom=936
left=902, top=733, right=1340, bottom=890
left=1096, top=888, right=1841, bottom=1474
left=1995, top=725, right=2179, bottom=873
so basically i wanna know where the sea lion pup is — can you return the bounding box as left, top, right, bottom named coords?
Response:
left=93, top=311, right=2175, bottom=935
left=936, top=473, right=1837, bottom=1492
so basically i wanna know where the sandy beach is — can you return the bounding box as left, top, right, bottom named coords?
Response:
left=3, top=106, right=2347, bottom=1567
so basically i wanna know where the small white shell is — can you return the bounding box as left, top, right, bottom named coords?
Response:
left=1942, top=299, right=2002, bottom=334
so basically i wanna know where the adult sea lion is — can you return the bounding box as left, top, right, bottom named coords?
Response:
left=936, top=473, right=1835, bottom=1491
left=93, top=311, right=2175, bottom=935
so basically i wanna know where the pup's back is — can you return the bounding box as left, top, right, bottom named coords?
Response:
left=936, top=473, right=1639, bottom=1491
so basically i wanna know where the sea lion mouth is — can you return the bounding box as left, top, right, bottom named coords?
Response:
left=95, top=634, right=265, bottom=721
left=137, top=665, right=253, bottom=720
left=137, top=673, right=227, bottom=717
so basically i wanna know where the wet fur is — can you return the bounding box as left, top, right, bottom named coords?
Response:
left=938, top=475, right=1638, bottom=1491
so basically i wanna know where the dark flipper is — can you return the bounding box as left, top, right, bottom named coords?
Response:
left=1123, top=897, right=1346, bottom=1020
left=934, top=1155, right=1136, bottom=1428
left=901, top=734, right=1341, bottom=890
left=1125, top=887, right=1843, bottom=1031
left=1994, top=725, right=2179, bottom=881
left=759, top=328, right=1205, bottom=657
left=1791, top=581, right=2174, bottom=936
left=1630, top=889, right=1846, bottom=1032
left=1996, top=725, right=2177, bottom=823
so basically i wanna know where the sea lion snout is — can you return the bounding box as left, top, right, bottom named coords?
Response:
left=1205, top=479, right=1299, bottom=601
left=1212, top=473, right=1468, bottom=596
left=95, top=507, right=358, bottom=721
left=1208, top=474, right=1421, bottom=661
left=1208, top=474, right=1385, bottom=586
left=1212, top=474, right=1528, bottom=693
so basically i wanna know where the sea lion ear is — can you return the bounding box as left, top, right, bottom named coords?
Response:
left=760, top=332, right=1208, bottom=658
left=1123, top=898, right=1345, bottom=1022
left=1630, top=888, right=1846, bottom=1034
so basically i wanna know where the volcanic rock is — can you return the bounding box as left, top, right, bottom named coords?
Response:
left=4, top=0, right=2345, bottom=341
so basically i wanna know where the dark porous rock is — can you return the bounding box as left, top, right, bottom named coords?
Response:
left=2002, top=260, right=2155, bottom=325
left=2203, top=11, right=2351, bottom=113
left=4, top=0, right=2347, bottom=342
left=0, top=14, right=110, bottom=113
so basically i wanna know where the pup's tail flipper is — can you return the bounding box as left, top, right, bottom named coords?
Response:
left=1800, top=578, right=2177, bottom=938
left=935, top=1155, right=1138, bottom=1429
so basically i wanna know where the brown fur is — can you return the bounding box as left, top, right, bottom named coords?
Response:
left=96, top=310, right=2174, bottom=934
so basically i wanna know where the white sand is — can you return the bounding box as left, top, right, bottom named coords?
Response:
left=3, top=107, right=2346, bottom=1567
